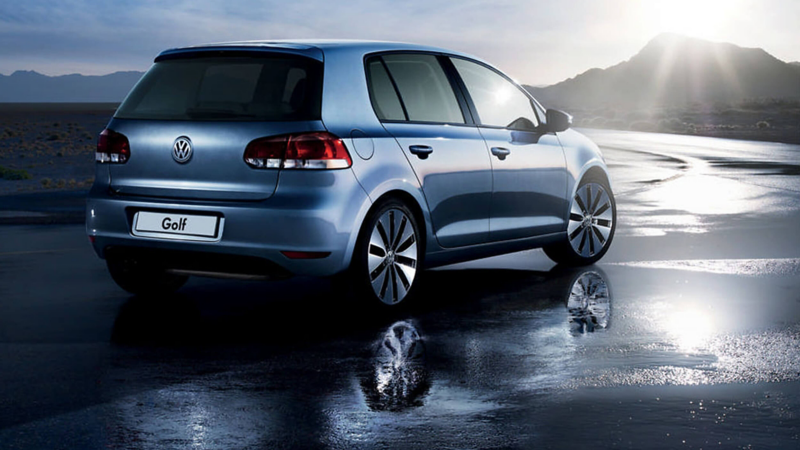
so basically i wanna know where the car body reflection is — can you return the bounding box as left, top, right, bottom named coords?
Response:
left=566, top=270, right=611, bottom=334
left=103, top=265, right=614, bottom=446
left=361, top=321, right=430, bottom=411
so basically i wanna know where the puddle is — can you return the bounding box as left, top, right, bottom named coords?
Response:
left=612, top=258, right=800, bottom=277
left=362, top=321, right=430, bottom=411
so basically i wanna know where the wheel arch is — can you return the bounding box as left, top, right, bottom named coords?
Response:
left=556, top=159, right=613, bottom=232
left=372, top=190, right=428, bottom=246
left=341, top=186, right=432, bottom=273
left=581, top=165, right=611, bottom=188
left=545, top=162, right=616, bottom=266
left=572, top=161, right=613, bottom=199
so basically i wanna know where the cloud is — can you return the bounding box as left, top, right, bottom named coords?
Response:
left=1, top=0, right=798, bottom=85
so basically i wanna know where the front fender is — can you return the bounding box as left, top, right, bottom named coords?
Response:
left=557, top=128, right=613, bottom=198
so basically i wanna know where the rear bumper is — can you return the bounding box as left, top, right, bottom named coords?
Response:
left=104, top=246, right=293, bottom=280
left=86, top=169, right=371, bottom=277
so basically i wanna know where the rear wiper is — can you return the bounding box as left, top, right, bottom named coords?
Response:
left=185, top=108, right=257, bottom=119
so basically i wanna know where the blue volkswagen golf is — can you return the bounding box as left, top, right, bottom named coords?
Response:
left=86, top=40, right=616, bottom=307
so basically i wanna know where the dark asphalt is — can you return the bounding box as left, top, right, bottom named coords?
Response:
left=1, top=130, right=799, bottom=449
left=0, top=190, right=87, bottom=225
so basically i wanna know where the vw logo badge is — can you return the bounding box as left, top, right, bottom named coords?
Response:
left=172, top=137, right=193, bottom=163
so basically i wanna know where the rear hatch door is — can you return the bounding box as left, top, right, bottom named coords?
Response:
left=108, top=48, right=324, bottom=201
left=108, top=119, right=324, bottom=201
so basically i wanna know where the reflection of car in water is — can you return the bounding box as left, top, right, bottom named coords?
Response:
left=361, top=321, right=429, bottom=411
left=565, top=270, right=611, bottom=334
left=103, top=265, right=612, bottom=442
left=358, top=268, right=611, bottom=410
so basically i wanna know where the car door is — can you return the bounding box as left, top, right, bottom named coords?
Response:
left=366, top=54, right=493, bottom=248
left=448, top=57, right=568, bottom=242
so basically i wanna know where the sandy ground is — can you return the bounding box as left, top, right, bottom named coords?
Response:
left=0, top=130, right=799, bottom=448
left=0, top=104, right=114, bottom=194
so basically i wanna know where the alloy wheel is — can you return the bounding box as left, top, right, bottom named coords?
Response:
left=367, top=209, right=418, bottom=305
left=567, top=183, right=614, bottom=258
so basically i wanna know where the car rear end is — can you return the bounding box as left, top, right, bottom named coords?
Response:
left=86, top=44, right=369, bottom=280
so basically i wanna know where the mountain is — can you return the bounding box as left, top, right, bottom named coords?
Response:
left=526, top=34, right=800, bottom=108
left=0, top=70, right=144, bottom=102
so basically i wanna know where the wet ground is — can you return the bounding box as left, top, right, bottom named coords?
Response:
left=1, top=130, right=799, bottom=449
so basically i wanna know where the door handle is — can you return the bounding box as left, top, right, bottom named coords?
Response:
left=409, top=145, right=434, bottom=160
left=491, top=147, right=511, bottom=160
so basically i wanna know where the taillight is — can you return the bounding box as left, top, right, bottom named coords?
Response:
left=96, top=129, right=130, bottom=164
left=244, top=132, right=352, bottom=170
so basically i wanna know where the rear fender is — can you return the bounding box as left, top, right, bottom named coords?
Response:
left=342, top=137, right=436, bottom=270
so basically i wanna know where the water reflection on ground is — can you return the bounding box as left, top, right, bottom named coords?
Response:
left=5, top=262, right=799, bottom=449
left=94, top=266, right=617, bottom=448
left=566, top=270, right=611, bottom=334
left=362, top=321, right=429, bottom=411
left=99, top=261, right=800, bottom=444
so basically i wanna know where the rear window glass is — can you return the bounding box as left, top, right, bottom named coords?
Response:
left=366, top=59, right=406, bottom=121
left=116, top=56, right=322, bottom=121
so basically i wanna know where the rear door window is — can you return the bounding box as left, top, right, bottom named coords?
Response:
left=372, top=54, right=465, bottom=124
left=116, top=55, right=322, bottom=121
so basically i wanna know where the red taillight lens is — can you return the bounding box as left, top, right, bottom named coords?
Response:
left=244, top=132, right=352, bottom=170
left=243, top=136, right=286, bottom=169
left=284, top=133, right=352, bottom=169
left=96, top=129, right=130, bottom=164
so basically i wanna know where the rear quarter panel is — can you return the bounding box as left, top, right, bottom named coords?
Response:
left=320, top=46, right=439, bottom=259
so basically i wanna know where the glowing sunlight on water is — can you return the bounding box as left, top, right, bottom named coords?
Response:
left=664, top=308, right=715, bottom=352
left=640, top=174, right=758, bottom=216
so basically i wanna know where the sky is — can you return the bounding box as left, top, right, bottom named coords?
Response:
left=1, top=0, right=799, bottom=86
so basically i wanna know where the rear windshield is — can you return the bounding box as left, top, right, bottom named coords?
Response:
left=116, top=55, right=322, bottom=121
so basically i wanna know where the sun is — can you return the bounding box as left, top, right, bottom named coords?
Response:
left=641, top=0, right=742, bottom=40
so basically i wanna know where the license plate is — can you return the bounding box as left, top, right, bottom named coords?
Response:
left=133, top=211, right=220, bottom=240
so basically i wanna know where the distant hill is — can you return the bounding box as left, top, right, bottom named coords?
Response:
left=0, top=70, right=144, bottom=102
left=526, top=34, right=800, bottom=108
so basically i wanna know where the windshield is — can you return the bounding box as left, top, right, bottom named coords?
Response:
left=115, top=55, right=322, bottom=121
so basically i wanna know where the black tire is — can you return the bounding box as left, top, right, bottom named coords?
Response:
left=544, top=173, right=616, bottom=266
left=350, top=198, right=423, bottom=308
left=106, top=257, right=188, bottom=295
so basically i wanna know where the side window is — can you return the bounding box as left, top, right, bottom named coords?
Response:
left=450, top=57, right=539, bottom=129
left=381, top=54, right=465, bottom=124
left=366, top=58, right=406, bottom=121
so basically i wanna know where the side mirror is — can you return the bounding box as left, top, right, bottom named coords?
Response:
left=546, top=109, right=572, bottom=132
left=507, top=117, right=538, bottom=132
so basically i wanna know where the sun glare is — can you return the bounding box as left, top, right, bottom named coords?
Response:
left=643, top=0, right=742, bottom=39
left=665, top=308, right=715, bottom=352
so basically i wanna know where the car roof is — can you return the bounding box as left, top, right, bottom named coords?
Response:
left=156, top=39, right=484, bottom=64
